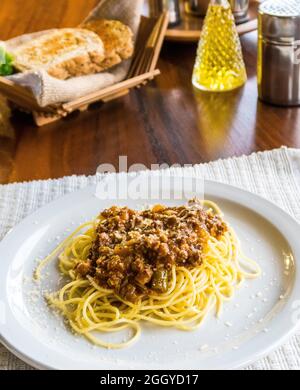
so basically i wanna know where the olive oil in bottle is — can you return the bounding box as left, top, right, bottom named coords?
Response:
left=192, top=0, right=247, bottom=92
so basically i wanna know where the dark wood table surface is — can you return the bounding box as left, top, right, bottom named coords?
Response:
left=0, top=0, right=300, bottom=185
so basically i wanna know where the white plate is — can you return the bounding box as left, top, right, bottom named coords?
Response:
left=0, top=179, right=300, bottom=370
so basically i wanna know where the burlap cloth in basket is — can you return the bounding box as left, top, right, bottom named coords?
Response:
left=3, top=0, right=143, bottom=107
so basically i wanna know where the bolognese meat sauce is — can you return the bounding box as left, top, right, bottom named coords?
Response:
left=76, top=200, right=227, bottom=302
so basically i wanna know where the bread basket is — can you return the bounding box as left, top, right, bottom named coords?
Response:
left=0, top=13, right=169, bottom=127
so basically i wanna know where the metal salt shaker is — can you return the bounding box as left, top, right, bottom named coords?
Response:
left=258, top=0, right=300, bottom=106
left=185, top=0, right=211, bottom=16
left=229, top=0, right=249, bottom=24
left=150, top=0, right=181, bottom=26
left=185, top=0, right=249, bottom=24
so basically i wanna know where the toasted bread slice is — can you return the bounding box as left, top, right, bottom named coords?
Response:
left=12, top=28, right=106, bottom=80
left=81, top=20, right=134, bottom=71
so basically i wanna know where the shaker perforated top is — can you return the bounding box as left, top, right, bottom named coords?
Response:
left=259, top=0, right=300, bottom=42
left=260, top=0, right=300, bottom=17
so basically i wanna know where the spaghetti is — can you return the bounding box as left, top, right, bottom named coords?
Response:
left=35, top=200, right=261, bottom=349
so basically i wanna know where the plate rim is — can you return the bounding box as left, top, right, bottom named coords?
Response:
left=0, top=179, right=300, bottom=370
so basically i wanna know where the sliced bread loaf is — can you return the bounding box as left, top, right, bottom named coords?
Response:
left=81, top=20, right=134, bottom=71
left=12, top=28, right=106, bottom=80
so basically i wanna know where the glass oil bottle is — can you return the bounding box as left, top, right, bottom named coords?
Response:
left=192, top=0, right=247, bottom=92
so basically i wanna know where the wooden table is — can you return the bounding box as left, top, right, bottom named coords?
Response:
left=0, top=0, right=299, bottom=185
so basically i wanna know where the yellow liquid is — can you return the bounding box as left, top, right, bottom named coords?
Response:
left=192, top=4, right=247, bottom=92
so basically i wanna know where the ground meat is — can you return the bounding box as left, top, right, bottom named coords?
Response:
left=135, top=266, right=153, bottom=285
left=76, top=260, right=92, bottom=276
left=76, top=199, right=227, bottom=302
